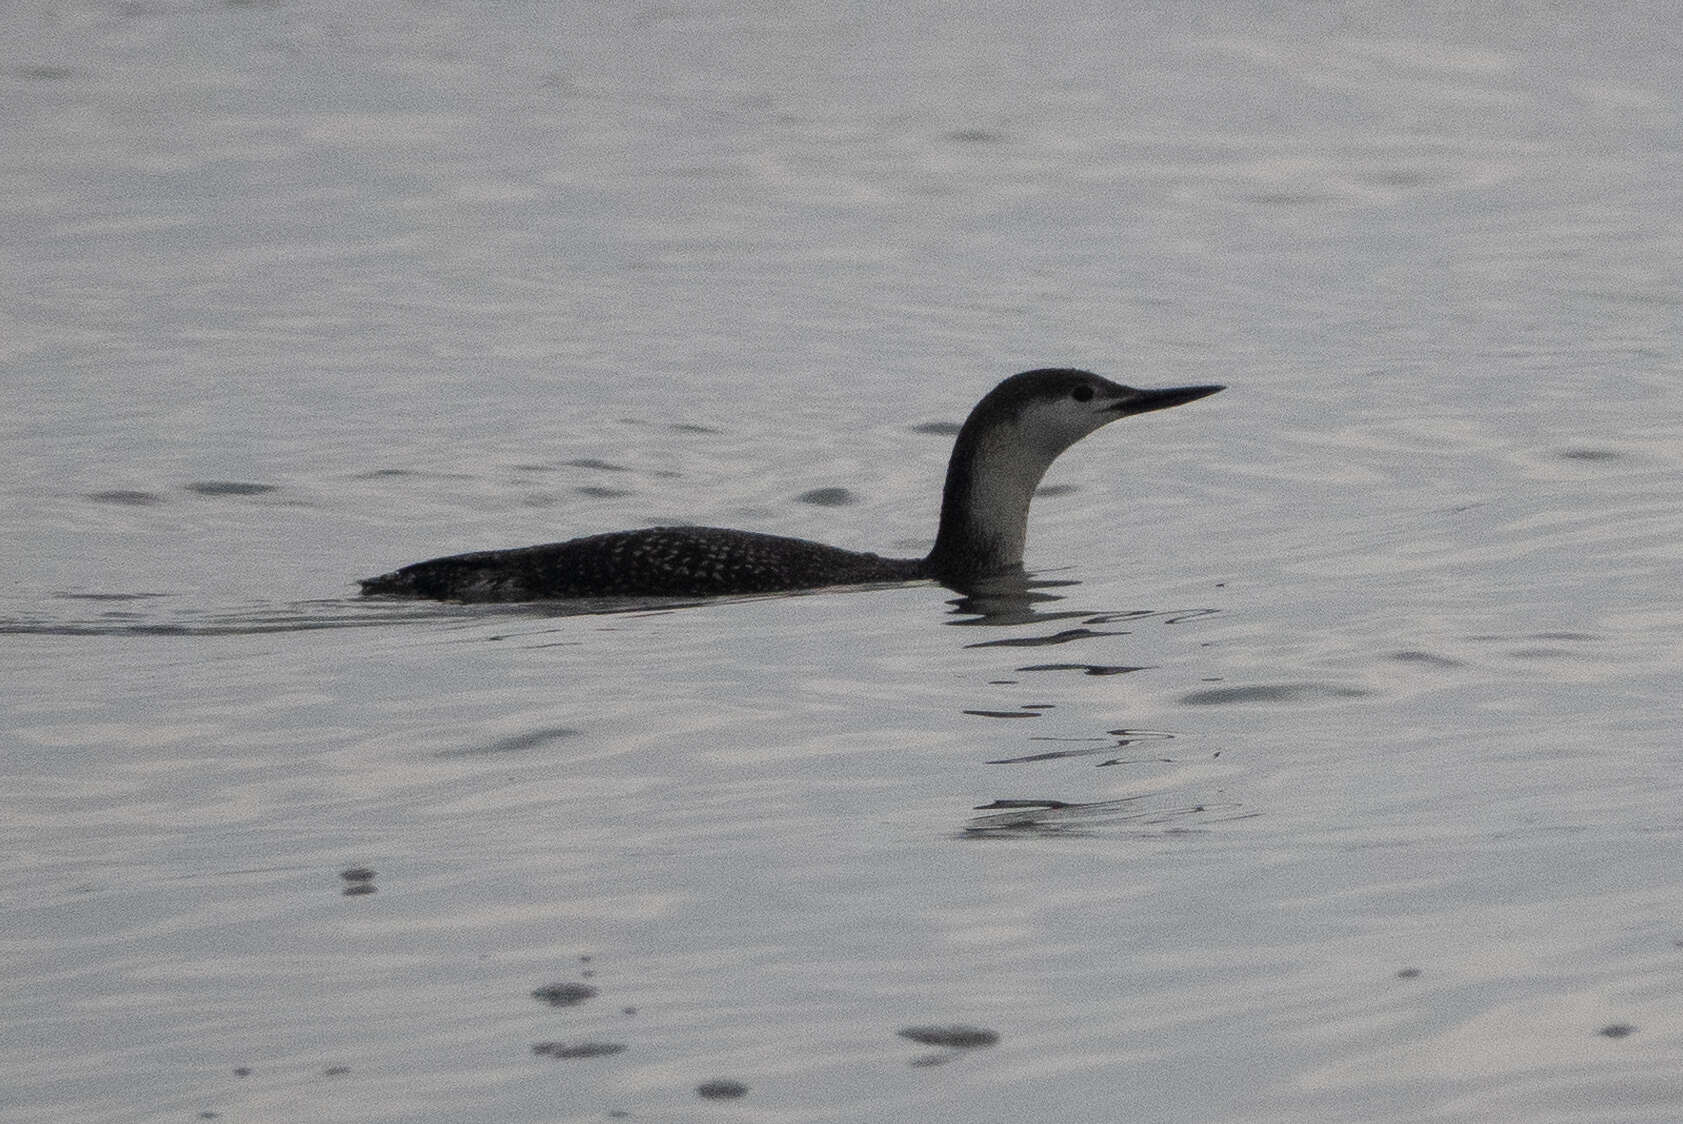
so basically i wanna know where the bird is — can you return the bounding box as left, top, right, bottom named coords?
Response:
left=358, top=368, right=1223, bottom=601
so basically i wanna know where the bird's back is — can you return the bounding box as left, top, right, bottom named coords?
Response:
left=358, top=526, right=929, bottom=601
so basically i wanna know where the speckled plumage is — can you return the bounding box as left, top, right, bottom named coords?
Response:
left=359, top=369, right=1222, bottom=602
left=358, top=526, right=929, bottom=601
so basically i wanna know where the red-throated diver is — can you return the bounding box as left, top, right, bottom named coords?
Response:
left=358, top=369, right=1222, bottom=601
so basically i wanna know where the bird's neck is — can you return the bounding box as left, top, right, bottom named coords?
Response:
left=926, top=423, right=1058, bottom=583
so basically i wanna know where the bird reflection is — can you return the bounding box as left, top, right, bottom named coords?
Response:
left=961, top=796, right=1251, bottom=838
left=941, top=570, right=1085, bottom=626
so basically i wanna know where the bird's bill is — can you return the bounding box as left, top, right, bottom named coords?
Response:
left=1110, top=384, right=1225, bottom=416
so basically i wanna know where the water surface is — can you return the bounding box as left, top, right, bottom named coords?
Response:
left=4, top=2, right=1682, bottom=1121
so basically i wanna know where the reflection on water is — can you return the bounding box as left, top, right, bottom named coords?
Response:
left=963, top=795, right=1253, bottom=837
left=986, top=728, right=1178, bottom=766
left=942, top=573, right=1086, bottom=624
left=897, top=1024, right=1001, bottom=1068
left=965, top=625, right=1131, bottom=648
left=943, top=574, right=1225, bottom=661
left=1014, top=661, right=1152, bottom=675
left=434, top=725, right=584, bottom=759
left=530, top=1040, right=627, bottom=1059
left=1180, top=682, right=1371, bottom=705
left=338, top=867, right=377, bottom=897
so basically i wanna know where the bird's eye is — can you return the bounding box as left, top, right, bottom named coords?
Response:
left=1071, top=385, right=1095, bottom=403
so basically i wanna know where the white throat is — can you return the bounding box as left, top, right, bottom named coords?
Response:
left=950, top=422, right=1064, bottom=570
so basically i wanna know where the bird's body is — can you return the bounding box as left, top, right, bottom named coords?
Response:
left=359, top=369, right=1222, bottom=602
left=359, top=526, right=927, bottom=601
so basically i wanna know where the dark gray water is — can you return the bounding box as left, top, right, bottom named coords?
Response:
left=4, top=3, right=1681, bottom=1121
